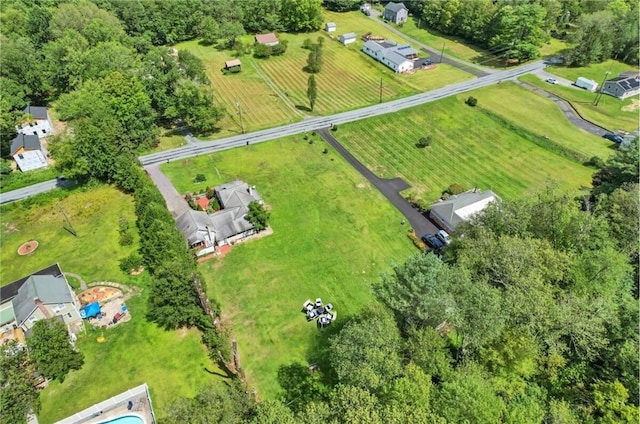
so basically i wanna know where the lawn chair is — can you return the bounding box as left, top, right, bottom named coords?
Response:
left=307, top=309, right=319, bottom=321
left=325, top=303, right=333, bottom=312
left=302, top=299, right=312, bottom=312
left=315, top=298, right=322, bottom=308
left=329, top=311, right=337, bottom=322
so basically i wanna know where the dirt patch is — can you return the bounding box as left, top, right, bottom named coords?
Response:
left=356, top=183, right=367, bottom=189
left=17, top=240, right=39, bottom=255
left=78, top=286, right=122, bottom=306
left=130, top=266, right=145, bottom=275
left=177, top=327, right=190, bottom=339
left=3, top=223, right=18, bottom=234
left=622, top=99, right=639, bottom=112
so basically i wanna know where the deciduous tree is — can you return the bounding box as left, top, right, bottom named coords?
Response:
left=27, top=319, right=84, bottom=382
left=307, top=74, right=317, bottom=111
left=166, top=79, right=224, bottom=134
left=246, top=201, right=270, bottom=232
left=0, top=340, right=40, bottom=424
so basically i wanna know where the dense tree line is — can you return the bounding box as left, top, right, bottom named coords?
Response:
left=407, top=0, right=638, bottom=65
left=168, top=148, right=639, bottom=422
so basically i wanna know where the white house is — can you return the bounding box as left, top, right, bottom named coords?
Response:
left=339, top=32, right=357, bottom=45
left=325, top=22, right=336, bottom=32
left=17, top=105, right=53, bottom=139
left=11, top=134, right=48, bottom=172
left=362, top=40, right=414, bottom=73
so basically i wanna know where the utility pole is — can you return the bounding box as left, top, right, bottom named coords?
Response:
left=57, top=202, right=77, bottom=237
left=439, top=42, right=445, bottom=63
left=379, top=78, right=383, bottom=103
left=236, top=97, right=245, bottom=134
left=593, top=70, right=612, bottom=106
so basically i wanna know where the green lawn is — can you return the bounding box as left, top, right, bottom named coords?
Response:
left=1, top=185, right=139, bottom=285
left=38, top=293, right=220, bottom=423
left=0, top=185, right=223, bottom=422
left=161, top=136, right=415, bottom=396
left=387, top=17, right=569, bottom=68
left=0, top=166, right=58, bottom=193
left=547, top=59, right=639, bottom=85
left=473, top=82, right=612, bottom=160
left=335, top=92, right=596, bottom=207
left=520, top=73, right=639, bottom=132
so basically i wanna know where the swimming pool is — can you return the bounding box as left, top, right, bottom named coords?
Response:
left=99, top=415, right=144, bottom=424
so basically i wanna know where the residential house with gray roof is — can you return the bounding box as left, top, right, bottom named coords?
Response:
left=602, top=72, right=640, bottom=99
left=0, top=264, right=81, bottom=334
left=11, top=133, right=48, bottom=172
left=383, top=2, right=408, bottom=24
left=430, top=190, right=500, bottom=233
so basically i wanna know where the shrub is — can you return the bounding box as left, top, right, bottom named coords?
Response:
left=272, top=40, right=288, bottom=56
left=417, top=136, right=432, bottom=148
left=586, top=156, right=606, bottom=168
left=120, top=253, right=144, bottom=273
left=302, top=38, right=313, bottom=49
left=331, top=124, right=338, bottom=132
left=322, top=148, right=328, bottom=154
left=253, top=43, right=272, bottom=58
left=119, top=232, right=134, bottom=246
left=466, top=96, right=478, bottom=107
left=193, top=174, right=207, bottom=183
left=407, top=231, right=426, bottom=251
left=446, top=183, right=466, bottom=195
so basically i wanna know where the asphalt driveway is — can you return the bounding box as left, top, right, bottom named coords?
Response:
left=318, top=128, right=439, bottom=238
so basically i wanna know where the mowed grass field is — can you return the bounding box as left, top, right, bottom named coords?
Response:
left=473, top=82, right=613, bottom=159
left=335, top=88, right=597, bottom=206
left=175, top=10, right=473, bottom=136
left=0, top=186, right=222, bottom=423
left=174, top=39, right=300, bottom=138
left=161, top=137, right=415, bottom=396
left=520, top=73, right=639, bottom=132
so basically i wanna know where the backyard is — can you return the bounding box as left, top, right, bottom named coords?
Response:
left=334, top=85, right=600, bottom=206
left=0, top=186, right=222, bottom=423
left=161, top=136, right=415, bottom=396
left=174, top=10, right=473, bottom=138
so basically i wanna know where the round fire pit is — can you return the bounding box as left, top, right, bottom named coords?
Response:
left=17, top=240, right=39, bottom=256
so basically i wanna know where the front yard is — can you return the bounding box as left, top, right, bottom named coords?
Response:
left=161, top=136, right=415, bottom=396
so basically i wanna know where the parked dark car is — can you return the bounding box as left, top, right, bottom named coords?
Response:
left=602, top=133, right=624, bottom=143
left=421, top=233, right=444, bottom=250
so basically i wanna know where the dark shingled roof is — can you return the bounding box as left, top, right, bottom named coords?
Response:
left=11, top=133, right=42, bottom=155
left=13, top=275, right=74, bottom=328
left=22, top=105, right=48, bottom=120
left=385, top=2, right=408, bottom=13
left=0, top=264, right=64, bottom=303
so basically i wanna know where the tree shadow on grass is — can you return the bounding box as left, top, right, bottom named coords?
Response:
left=295, top=105, right=311, bottom=112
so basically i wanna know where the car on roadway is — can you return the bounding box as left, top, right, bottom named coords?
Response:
left=602, top=133, right=624, bottom=143
left=421, top=233, right=444, bottom=250
left=436, top=230, right=452, bottom=245
left=545, top=78, right=558, bottom=84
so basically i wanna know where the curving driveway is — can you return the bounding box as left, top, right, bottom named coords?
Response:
left=318, top=128, right=438, bottom=237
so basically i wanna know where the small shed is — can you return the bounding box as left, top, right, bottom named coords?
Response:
left=325, top=22, right=336, bottom=32
left=255, top=33, right=279, bottom=46
left=224, top=59, right=242, bottom=71
left=339, top=32, right=357, bottom=45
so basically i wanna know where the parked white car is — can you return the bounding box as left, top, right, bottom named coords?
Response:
left=437, top=230, right=452, bottom=245
left=545, top=78, right=558, bottom=84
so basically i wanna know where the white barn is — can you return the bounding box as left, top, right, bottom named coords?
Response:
left=325, top=22, right=336, bottom=32
left=362, top=40, right=414, bottom=73
left=339, top=32, right=357, bottom=45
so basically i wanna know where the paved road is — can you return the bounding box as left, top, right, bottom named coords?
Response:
left=139, top=60, right=545, bottom=166
left=318, top=128, right=438, bottom=237
left=0, top=178, right=74, bottom=205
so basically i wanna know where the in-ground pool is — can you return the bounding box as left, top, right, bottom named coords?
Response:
left=99, top=415, right=144, bottom=424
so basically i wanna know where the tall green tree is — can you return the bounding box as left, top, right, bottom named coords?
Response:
left=27, top=319, right=84, bottom=382
left=0, top=340, right=40, bottom=424
left=199, top=16, right=219, bottom=45
left=307, top=74, right=317, bottom=111
left=592, top=138, right=639, bottom=197
left=329, top=308, right=402, bottom=391
left=246, top=201, right=270, bottom=232
left=280, top=0, right=323, bottom=32
left=566, top=11, right=616, bottom=66
left=166, top=79, right=224, bottom=134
